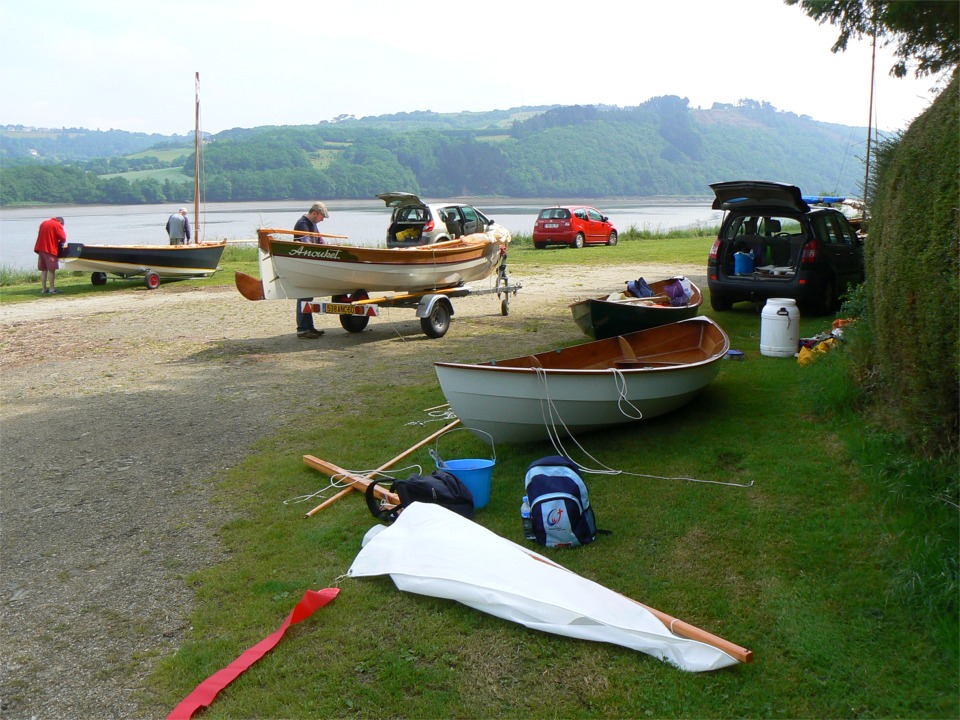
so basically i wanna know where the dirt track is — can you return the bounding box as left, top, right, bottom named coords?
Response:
left=0, top=262, right=701, bottom=719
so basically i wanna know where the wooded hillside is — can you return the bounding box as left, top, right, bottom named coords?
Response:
left=0, top=96, right=869, bottom=205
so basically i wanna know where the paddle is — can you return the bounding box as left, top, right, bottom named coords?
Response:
left=303, top=419, right=461, bottom=517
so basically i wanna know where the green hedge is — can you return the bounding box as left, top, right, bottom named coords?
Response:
left=868, top=70, right=959, bottom=454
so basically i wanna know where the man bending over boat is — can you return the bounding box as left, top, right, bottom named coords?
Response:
left=293, top=202, right=329, bottom=339
left=166, top=208, right=192, bottom=245
left=34, top=216, right=67, bottom=294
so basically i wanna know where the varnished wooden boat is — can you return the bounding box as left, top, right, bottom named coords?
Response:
left=570, top=277, right=702, bottom=340
left=434, top=316, right=729, bottom=443
left=236, top=227, right=508, bottom=301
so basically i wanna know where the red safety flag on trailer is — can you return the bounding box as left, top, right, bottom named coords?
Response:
left=167, top=587, right=339, bottom=720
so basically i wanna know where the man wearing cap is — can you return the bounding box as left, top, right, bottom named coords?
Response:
left=34, top=216, right=67, bottom=294
left=292, top=202, right=329, bottom=339
left=165, top=207, right=192, bottom=245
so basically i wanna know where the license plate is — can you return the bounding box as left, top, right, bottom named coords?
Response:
left=544, top=223, right=559, bottom=229
left=322, top=302, right=361, bottom=315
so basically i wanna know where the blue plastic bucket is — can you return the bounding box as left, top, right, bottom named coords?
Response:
left=437, top=458, right=494, bottom=509
left=430, top=429, right=496, bottom=509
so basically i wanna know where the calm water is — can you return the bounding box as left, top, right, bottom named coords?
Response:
left=0, top=198, right=721, bottom=271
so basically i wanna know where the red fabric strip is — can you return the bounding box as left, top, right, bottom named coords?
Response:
left=167, top=587, right=340, bottom=720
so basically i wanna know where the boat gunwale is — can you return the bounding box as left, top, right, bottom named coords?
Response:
left=435, top=317, right=729, bottom=373
left=258, top=228, right=500, bottom=265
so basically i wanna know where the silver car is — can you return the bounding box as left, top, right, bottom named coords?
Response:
left=378, top=192, right=496, bottom=248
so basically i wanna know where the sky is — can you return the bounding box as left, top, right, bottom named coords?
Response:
left=0, top=0, right=949, bottom=138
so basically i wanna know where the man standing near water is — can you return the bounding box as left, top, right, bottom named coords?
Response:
left=33, top=216, right=67, bottom=294
left=165, top=208, right=192, bottom=245
left=293, top=202, right=329, bottom=339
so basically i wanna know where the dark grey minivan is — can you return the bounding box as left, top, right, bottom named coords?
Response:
left=707, top=181, right=864, bottom=315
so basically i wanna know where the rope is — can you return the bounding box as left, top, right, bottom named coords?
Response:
left=531, top=366, right=753, bottom=489
left=283, top=464, right=423, bottom=506
left=406, top=405, right=458, bottom=427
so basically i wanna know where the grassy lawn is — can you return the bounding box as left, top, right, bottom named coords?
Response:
left=3, top=235, right=956, bottom=717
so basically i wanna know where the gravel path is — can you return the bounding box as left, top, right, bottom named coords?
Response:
left=0, top=262, right=701, bottom=719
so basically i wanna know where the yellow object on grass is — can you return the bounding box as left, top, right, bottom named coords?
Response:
left=798, top=338, right=837, bottom=366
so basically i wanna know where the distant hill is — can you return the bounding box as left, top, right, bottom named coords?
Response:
left=0, top=98, right=869, bottom=205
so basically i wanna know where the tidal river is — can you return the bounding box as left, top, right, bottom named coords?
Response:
left=0, top=198, right=721, bottom=271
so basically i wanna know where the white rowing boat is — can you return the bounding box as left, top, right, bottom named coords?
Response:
left=434, top=316, right=730, bottom=443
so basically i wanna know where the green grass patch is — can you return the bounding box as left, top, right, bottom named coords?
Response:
left=129, top=249, right=955, bottom=717
left=100, top=167, right=192, bottom=182
left=4, top=232, right=955, bottom=717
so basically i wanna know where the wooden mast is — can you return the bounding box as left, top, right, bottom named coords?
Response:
left=194, top=72, right=201, bottom=243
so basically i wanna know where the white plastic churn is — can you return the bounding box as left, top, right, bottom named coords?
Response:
left=760, top=298, right=800, bottom=357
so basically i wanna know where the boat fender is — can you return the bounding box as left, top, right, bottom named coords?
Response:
left=416, top=294, right=454, bottom=320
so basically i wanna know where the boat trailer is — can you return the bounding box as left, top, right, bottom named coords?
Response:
left=303, top=262, right=521, bottom=339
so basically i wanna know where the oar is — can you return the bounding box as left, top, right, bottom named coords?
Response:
left=303, top=418, right=461, bottom=517
left=302, top=457, right=401, bottom=507
left=525, top=552, right=752, bottom=663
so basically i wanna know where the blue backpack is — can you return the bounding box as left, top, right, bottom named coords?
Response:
left=524, top=456, right=597, bottom=548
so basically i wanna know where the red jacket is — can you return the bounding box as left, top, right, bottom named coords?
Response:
left=34, top=217, right=67, bottom=255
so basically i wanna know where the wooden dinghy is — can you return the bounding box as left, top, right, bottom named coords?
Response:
left=569, top=276, right=702, bottom=340
left=236, top=227, right=508, bottom=301
left=434, top=316, right=729, bottom=444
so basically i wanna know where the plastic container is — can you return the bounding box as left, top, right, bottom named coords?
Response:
left=734, top=251, right=754, bottom=275
left=760, top=298, right=800, bottom=357
left=429, top=428, right=496, bottom=509
left=520, top=496, right=534, bottom=540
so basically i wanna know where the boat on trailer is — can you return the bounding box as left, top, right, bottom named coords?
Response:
left=434, top=316, right=729, bottom=443
left=235, top=225, right=518, bottom=339
left=61, top=241, right=226, bottom=289
left=236, top=226, right=509, bottom=301
left=61, top=72, right=225, bottom=290
left=569, top=276, right=703, bottom=340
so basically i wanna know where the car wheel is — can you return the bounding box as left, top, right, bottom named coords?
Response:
left=573, top=233, right=585, bottom=249
left=91, top=272, right=108, bottom=286
left=710, top=290, right=732, bottom=312
left=814, top=278, right=837, bottom=316
left=534, top=242, right=546, bottom=250
left=607, top=231, right=618, bottom=246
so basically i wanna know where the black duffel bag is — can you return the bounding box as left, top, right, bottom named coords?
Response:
left=365, top=469, right=474, bottom=524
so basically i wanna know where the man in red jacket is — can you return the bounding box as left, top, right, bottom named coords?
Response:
left=34, top=216, right=67, bottom=294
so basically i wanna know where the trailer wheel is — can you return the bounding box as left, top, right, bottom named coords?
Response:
left=501, top=296, right=509, bottom=316
left=421, top=300, right=452, bottom=339
left=144, top=272, right=161, bottom=290
left=91, top=272, right=108, bottom=286
left=340, top=314, right=370, bottom=333
left=339, top=290, right=370, bottom=333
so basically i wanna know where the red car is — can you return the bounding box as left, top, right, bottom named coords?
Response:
left=532, top=206, right=618, bottom=249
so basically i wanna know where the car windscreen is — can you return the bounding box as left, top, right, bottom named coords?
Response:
left=539, top=209, right=570, bottom=220
left=724, top=214, right=803, bottom=240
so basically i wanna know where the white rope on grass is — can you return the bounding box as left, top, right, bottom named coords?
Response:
left=283, top=464, right=424, bottom=505
left=531, top=366, right=753, bottom=489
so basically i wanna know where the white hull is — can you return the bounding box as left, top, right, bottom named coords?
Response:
left=435, top=317, right=728, bottom=443
left=257, top=229, right=507, bottom=299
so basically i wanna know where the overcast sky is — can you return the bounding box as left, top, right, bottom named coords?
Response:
left=0, top=0, right=948, bottom=137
